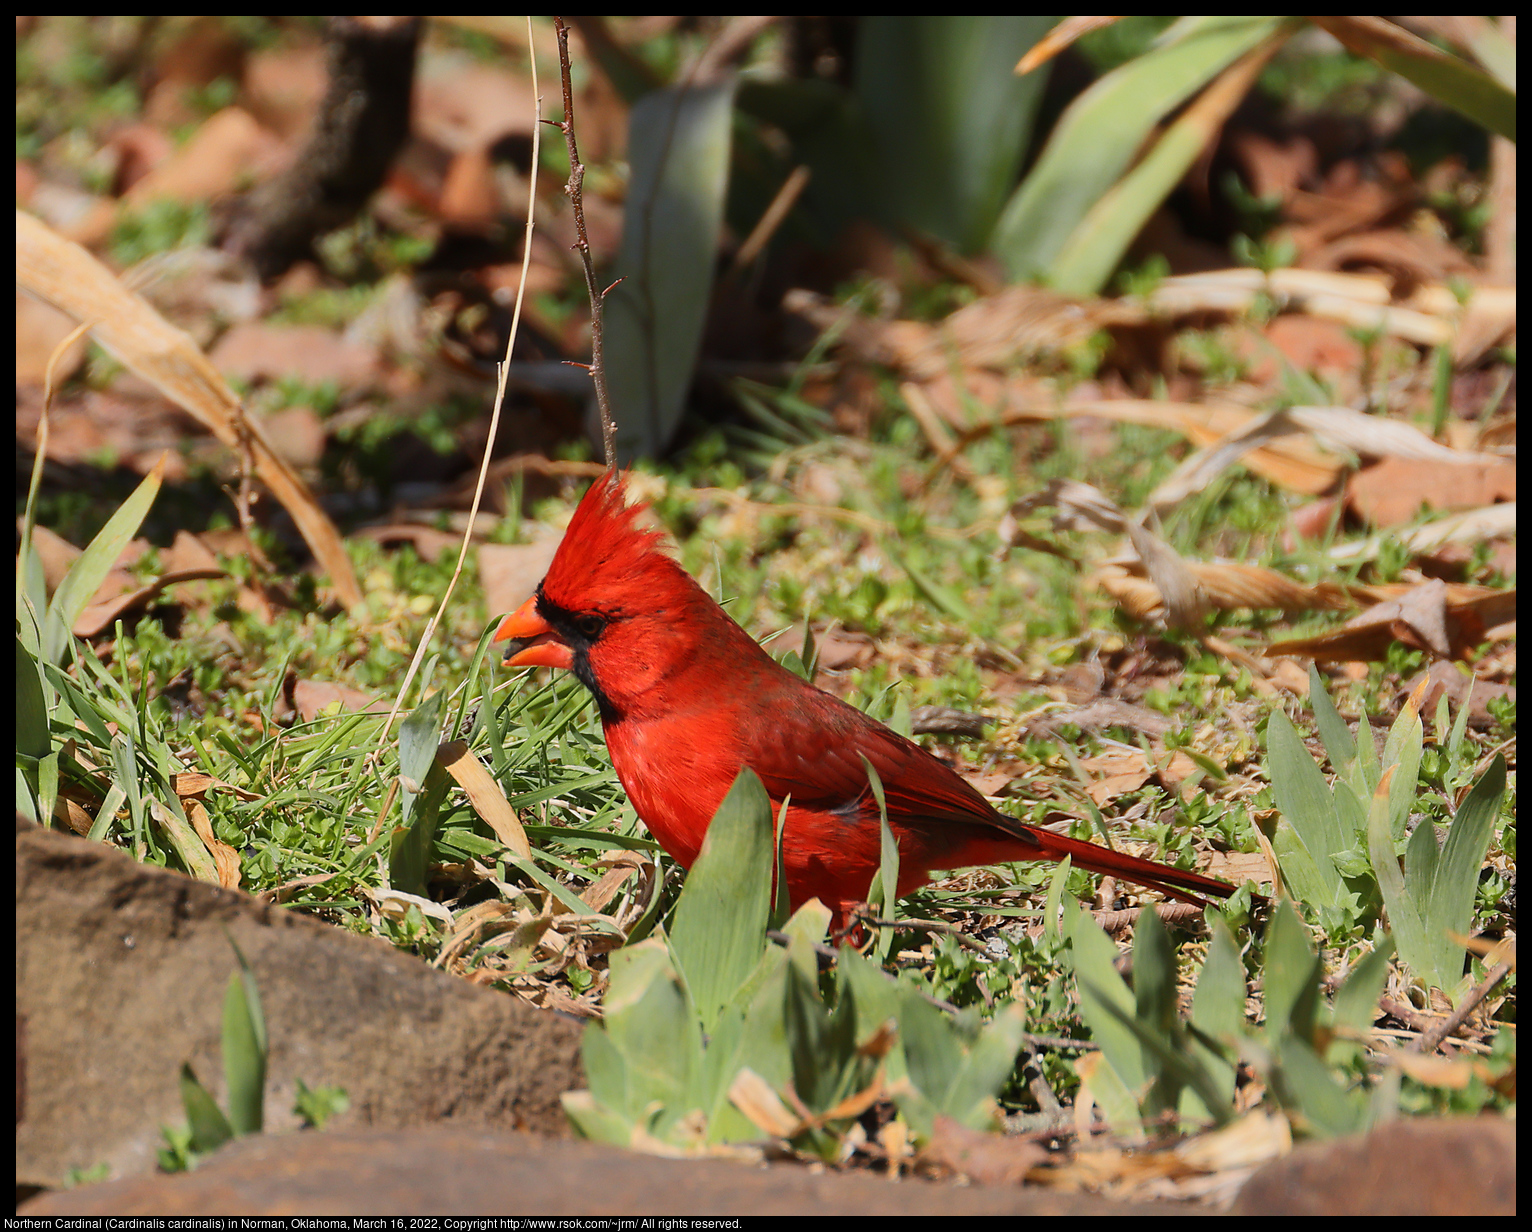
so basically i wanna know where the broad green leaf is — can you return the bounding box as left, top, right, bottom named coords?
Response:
left=178, top=1062, right=234, bottom=1155
left=668, top=768, right=774, bottom=1032
left=783, top=959, right=864, bottom=1115
left=1365, top=768, right=1432, bottom=985
left=692, top=1002, right=757, bottom=1142
left=16, top=766, right=38, bottom=824
left=895, top=991, right=965, bottom=1131
left=605, top=79, right=737, bottom=459
left=1132, top=904, right=1179, bottom=1039
left=1351, top=707, right=1381, bottom=794
left=1089, top=992, right=1232, bottom=1129
left=1185, top=924, right=1243, bottom=1115
left=1307, top=664, right=1356, bottom=770
left=1408, top=755, right=1506, bottom=999
left=860, top=755, right=898, bottom=961
left=1191, top=923, right=1247, bottom=1046
left=855, top=16, right=1054, bottom=253
left=1267, top=709, right=1348, bottom=908
left=1331, top=936, right=1395, bottom=1052
left=396, top=684, right=444, bottom=821
left=993, top=15, right=1288, bottom=281
left=389, top=688, right=448, bottom=895
left=1075, top=1048, right=1146, bottom=1138
left=1044, top=855, right=1071, bottom=944
left=1271, top=1035, right=1368, bottom=1138
left=578, top=1013, right=635, bottom=1127
left=44, top=458, right=164, bottom=664
left=221, top=937, right=267, bottom=1136
left=561, top=1087, right=639, bottom=1148
left=17, top=637, right=50, bottom=762
left=1432, top=755, right=1505, bottom=951
left=1262, top=900, right=1323, bottom=1043
left=600, top=940, right=699, bottom=1135
left=1066, top=899, right=1149, bottom=1092
left=1401, top=814, right=1441, bottom=918
left=1381, top=695, right=1424, bottom=842
left=18, top=542, right=48, bottom=655
left=835, top=947, right=909, bottom=1087
left=925, top=1003, right=1025, bottom=1132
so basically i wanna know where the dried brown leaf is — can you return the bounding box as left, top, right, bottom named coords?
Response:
left=437, top=739, right=531, bottom=858
left=15, top=209, right=363, bottom=607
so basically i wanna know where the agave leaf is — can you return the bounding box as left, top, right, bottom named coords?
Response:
left=1311, top=16, right=1515, bottom=141
left=855, top=16, right=1054, bottom=253
left=1046, top=27, right=1291, bottom=294
left=993, top=15, right=1289, bottom=281
left=605, top=79, right=737, bottom=459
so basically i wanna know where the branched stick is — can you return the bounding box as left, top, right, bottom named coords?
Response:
left=554, top=16, right=617, bottom=467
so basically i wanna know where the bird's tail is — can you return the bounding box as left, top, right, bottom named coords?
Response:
left=1022, top=827, right=1236, bottom=907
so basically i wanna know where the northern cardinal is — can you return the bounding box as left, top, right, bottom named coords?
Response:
left=494, top=470, right=1234, bottom=921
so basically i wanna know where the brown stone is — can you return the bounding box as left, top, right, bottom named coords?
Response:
left=16, top=818, right=583, bottom=1188
left=21, top=1126, right=1202, bottom=1217
left=1231, top=1118, right=1515, bottom=1215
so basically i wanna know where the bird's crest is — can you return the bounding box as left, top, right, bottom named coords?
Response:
left=541, top=469, right=678, bottom=611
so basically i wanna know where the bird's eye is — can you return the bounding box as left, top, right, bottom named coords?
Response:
left=575, top=613, right=604, bottom=638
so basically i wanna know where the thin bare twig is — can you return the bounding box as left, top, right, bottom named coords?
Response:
left=1414, top=960, right=1514, bottom=1054
left=851, top=912, right=992, bottom=953
left=554, top=16, right=616, bottom=466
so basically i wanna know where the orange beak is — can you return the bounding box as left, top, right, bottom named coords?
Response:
left=492, top=595, right=575, bottom=670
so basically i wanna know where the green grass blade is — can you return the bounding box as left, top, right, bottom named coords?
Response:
left=44, top=460, right=164, bottom=664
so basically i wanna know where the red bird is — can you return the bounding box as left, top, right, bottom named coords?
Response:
left=494, top=470, right=1234, bottom=922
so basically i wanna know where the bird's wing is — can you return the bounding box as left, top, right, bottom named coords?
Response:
left=742, top=687, right=1005, bottom=828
